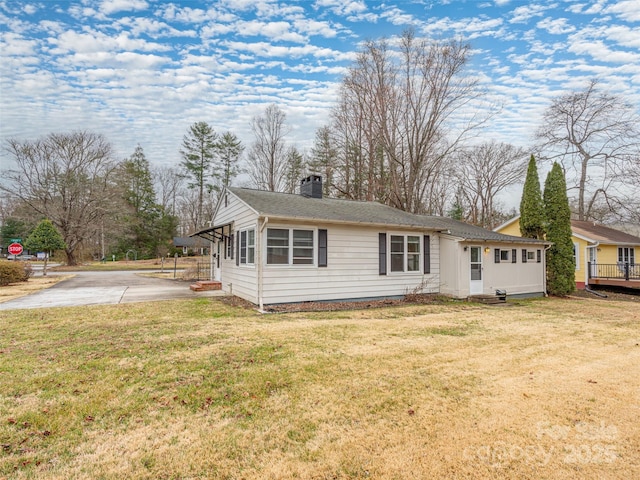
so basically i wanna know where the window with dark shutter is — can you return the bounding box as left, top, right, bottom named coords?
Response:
left=537, top=249, right=542, bottom=263
left=379, top=233, right=387, bottom=275
left=494, top=248, right=500, bottom=263
left=318, top=229, right=327, bottom=267
left=424, top=235, right=431, bottom=274
left=512, top=249, right=517, bottom=263
left=522, top=249, right=527, bottom=263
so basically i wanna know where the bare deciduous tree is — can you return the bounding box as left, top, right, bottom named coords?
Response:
left=1, top=131, right=120, bottom=265
left=456, top=141, right=528, bottom=229
left=154, top=165, right=183, bottom=217
left=535, top=80, right=640, bottom=222
left=329, top=29, right=491, bottom=213
left=246, top=104, right=290, bottom=192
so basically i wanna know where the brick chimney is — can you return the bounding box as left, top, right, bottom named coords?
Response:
left=300, top=175, right=322, bottom=199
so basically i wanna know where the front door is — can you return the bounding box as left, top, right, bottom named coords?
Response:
left=470, top=246, right=483, bottom=295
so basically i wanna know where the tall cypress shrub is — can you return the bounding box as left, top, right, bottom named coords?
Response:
left=519, top=154, right=545, bottom=239
left=543, top=162, right=575, bottom=295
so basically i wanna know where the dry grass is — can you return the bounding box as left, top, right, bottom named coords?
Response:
left=50, top=257, right=204, bottom=272
left=1, top=297, right=638, bottom=479
left=0, top=275, right=72, bottom=304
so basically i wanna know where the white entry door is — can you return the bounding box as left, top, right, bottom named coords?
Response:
left=470, top=246, right=483, bottom=295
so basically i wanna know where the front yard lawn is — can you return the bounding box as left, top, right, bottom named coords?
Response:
left=1, top=297, right=638, bottom=479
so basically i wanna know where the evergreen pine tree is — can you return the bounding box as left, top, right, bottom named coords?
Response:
left=519, top=154, right=545, bottom=239
left=180, top=122, right=218, bottom=229
left=543, top=162, right=575, bottom=296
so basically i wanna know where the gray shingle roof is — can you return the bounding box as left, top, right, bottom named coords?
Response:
left=228, top=187, right=547, bottom=244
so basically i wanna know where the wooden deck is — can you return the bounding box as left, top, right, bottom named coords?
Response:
left=587, top=262, right=640, bottom=290
left=588, top=278, right=640, bottom=289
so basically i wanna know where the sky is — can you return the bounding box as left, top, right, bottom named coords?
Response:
left=1, top=0, right=639, bottom=176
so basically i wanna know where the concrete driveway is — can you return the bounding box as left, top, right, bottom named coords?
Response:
left=0, top=270, right=225, bottom=310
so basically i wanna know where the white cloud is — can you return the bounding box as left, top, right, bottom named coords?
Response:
left=568, top=38, right=640, bottom=64
left=380, top=7, right=415, bottom=26
left=509, top=3, right=553, bottom=23
left=99, top=0, right=148, bottom=16
left=235, top=20, right=305, bottom=43
left=62, top=51, right=170, bottom=68
left=49, top=29, right=171, bottom=55
left=292, top=18, right=339, bottom=38
left=0, top=31, right=38, bottom=56
left=221, top=40, right=349, bottom=61
left=22, top=3, right=37, bottom=14
left=536, top=17, right=575, bottom=35
left=420, top=16, right=505, bottom=39
left=604, top=0, right=640, bottom=22
left=314, top=0, right=367, bottom=17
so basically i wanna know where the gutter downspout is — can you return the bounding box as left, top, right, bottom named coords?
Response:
left=258, top=216, right=269, bottom=311
left=543, top=244, right=552, bottom=296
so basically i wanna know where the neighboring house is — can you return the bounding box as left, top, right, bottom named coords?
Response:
left=495, top=216, right=640, bottom=289
left=192, top=176, right=549, bottom=308
left=172, top=236, right=208, bottom=256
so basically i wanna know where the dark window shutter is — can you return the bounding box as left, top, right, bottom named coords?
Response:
left=537, top=249, right=542, bottom=263
left=224, top=236, right=227, bottom=259
left=494, top=248, right=500, bottom=263
left=230, top=233, right=234, bottom=259
left=522, top=249, right=527, bottom=263
left=318, top=229, right=327, bottom=267
left=236, top=234, right=240, bottom=266
left=379, top=233, right=387, bottom=275
left=512, top=249, right=517, bottom=263
left=423, top=235, right=431, bottom=274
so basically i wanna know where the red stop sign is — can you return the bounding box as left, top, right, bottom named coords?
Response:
left=8, top=243, right=23, bottom=255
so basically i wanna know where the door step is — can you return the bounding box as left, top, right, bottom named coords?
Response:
left=190, top=280, right=222, bottom=292
left=468, top=294, right=506, bottom=304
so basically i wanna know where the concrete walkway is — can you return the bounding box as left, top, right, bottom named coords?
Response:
left=0, top=270, right=226, bottom=310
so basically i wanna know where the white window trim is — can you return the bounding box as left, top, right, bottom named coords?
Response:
left=500, top=249, right=510, bottom=262
left=265, top=227, right=317, bottom=267
left=618, top=246, right=635, bottom=266
left=238, top=227, right=256, bottom=266
left=388, top=233, right=422, bottom=274
left=573, top=242, right=580, bottom=271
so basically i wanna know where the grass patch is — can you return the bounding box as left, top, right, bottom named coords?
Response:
left=0, top=275, right=72, bottom=303
left=1, top=297, right=639, bottom=479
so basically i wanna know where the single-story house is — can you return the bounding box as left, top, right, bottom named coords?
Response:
left=193, top=176, right=549, bottom=308
left=172, top=236, right=208, bottom=256
left=495, top=216, right=640, bottom=289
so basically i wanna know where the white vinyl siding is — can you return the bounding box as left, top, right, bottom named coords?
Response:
left=213, top=191, right=259, bottom=303
left=261, top=225, right=440, bottom=304
left=440, top=236, right=546, bottom=298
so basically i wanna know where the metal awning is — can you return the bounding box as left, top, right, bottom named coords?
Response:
left=189, top=222, right=232, bottom=242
